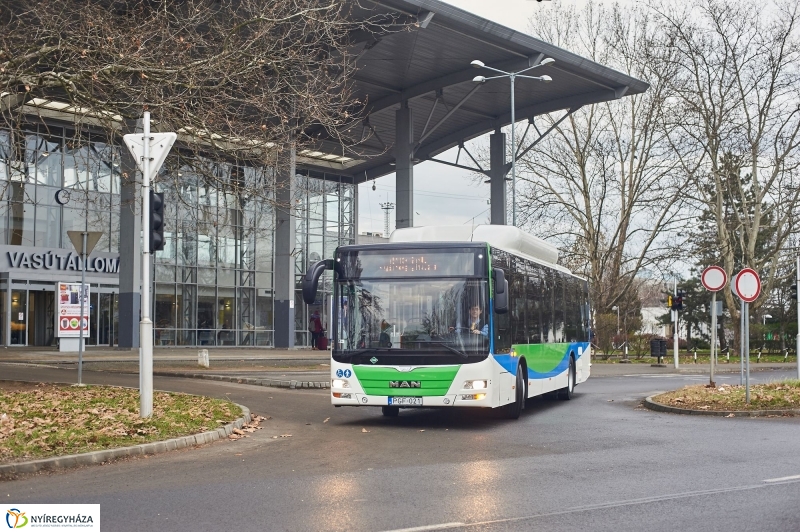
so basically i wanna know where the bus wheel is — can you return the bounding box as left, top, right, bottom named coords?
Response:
left=558, top=357, right=576, bottom=400
left=504, top=367, right=524, bottom=419
left=382, top=406, right=400, bottom=417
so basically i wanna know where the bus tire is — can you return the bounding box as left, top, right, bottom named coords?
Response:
left=382, top=406, right=399, bottom=417
left=504, top=366, right=524, bottom=419
left=558, top=356, right=576, bottom=400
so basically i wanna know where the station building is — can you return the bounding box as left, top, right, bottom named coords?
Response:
left=0, top=0, right=646, bottom=349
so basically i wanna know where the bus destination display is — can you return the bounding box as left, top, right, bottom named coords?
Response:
left=351, top=251, right=476, bottom=277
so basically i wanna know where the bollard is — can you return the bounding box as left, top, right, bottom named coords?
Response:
left=198, top=348, right=209, bottom=368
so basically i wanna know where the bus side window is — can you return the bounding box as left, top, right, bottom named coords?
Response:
left=491, top=250, right=512, bottom=353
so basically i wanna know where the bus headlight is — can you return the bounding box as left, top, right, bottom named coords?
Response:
left=463, top=380, right=487, bottom=390
left=332, top=379, right=350, bottom=389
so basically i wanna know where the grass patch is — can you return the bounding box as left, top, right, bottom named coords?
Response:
left=652, top=380, right=800, bottom=412
left=593, top=354, right=797, bottom=364
left=0, top=382, right=241, bottom=463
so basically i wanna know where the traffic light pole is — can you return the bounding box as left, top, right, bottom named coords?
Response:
left=140, top=111, right=153, bottom=418
left=673, top=280, right=679, bottom=369
left=122, top=119, right=175, bottom=420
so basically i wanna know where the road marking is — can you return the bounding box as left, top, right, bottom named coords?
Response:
left=623, top=374, right=682, bottom=378
left=764, top=474, right=800, bottom=483
left=381, top=523, right=466, bottom=532
left=383, top=478, right=800, bottom=531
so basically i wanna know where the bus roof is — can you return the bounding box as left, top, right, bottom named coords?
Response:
left=389, top=225, right=571, bottom=273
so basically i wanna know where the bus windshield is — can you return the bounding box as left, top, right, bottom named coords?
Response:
left=336, top=278, right=489, bottom=355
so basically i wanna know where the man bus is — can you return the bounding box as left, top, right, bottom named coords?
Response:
left=302, top=225, right=591, bottom=419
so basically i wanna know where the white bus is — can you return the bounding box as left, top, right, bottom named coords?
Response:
left=302, top=225, right=591, bottom=418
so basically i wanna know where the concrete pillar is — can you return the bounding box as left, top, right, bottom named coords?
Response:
left=4, top=275, right=11, bottom=347
left=274, top=143, right=296, bottom=348
left=118, top=119, right=141, bottom=349
left=489, top=129, right=507, bottom=225
left=395, top=103, right=414, bottom=229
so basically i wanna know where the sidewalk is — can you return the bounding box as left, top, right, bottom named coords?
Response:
left=1, top=346, right=796, bottom=381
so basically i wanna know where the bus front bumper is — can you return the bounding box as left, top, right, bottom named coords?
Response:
left=331, top=393, right=491, bottom=407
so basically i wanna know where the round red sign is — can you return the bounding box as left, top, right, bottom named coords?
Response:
left=701, top=266, right=727, bottom=292
left=734, top=268, right=761, bottom=303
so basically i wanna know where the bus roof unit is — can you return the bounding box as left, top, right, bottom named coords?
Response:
left=390, top=225, right=559, bottom=267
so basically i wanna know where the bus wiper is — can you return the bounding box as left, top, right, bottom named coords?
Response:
left=434, top=342, right=469, bottom=359
left=337, top=347, right=392, bottom=360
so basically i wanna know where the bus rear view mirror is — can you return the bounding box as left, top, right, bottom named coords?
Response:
left=493, top=268, right=508, bottom=314
left=302, top=259, right=335, bottom=305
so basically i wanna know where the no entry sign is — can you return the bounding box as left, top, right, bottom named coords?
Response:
left=701, top=266, right=727, bottom=292
left=734, top=268, right=761, bottom=303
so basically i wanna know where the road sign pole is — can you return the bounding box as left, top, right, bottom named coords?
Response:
left=745, top=302, right=750, bottom=403
left=710, top=292, right=716, bottom=386
left=701, top=266, right=727, bottom=387
left=77, top=231, right=87, bottom=386
left=122, top=121, right=176, bottom=419
left=740, top=299, right=744, bottom=386
left=140, top=111, right=153, bottom=419
left=673, top=279, right=679, bottom=369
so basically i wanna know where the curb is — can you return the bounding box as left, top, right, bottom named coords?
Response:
left=643, top=395, right=800, bottom=417
left=153, top=371, right=330, bottom=390
left=0, top=403, right=252, bottom=479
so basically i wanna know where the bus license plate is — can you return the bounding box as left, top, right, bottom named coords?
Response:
left=389, top=397, right=423, bottom=406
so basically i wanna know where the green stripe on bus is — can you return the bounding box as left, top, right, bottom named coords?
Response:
left=352, top=365, right=461, bottom=397
left=513, top=343, right=569, bottom=373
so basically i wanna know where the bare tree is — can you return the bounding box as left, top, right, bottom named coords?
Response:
left=656, top=0, right=800, bottom=330
left=0, top=0, right=399, bottom=194
left=519, top=1, right=689, bottom=318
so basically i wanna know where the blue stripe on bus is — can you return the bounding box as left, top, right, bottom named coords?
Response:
left=491, top=342, right=588, bottom=379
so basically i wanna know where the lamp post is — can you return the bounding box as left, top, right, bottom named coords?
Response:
left=471, top=57, right=554, bottom=226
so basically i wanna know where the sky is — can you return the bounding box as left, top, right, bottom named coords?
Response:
left=357, top=0, right=638, bottom=236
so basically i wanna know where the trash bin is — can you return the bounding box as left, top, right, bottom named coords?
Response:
left=650, top=337, right=667, bottom=363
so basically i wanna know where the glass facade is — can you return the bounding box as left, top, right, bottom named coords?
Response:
left=0, top=124, right=355, bottom=347
left=293, top=171, right=355, bottom=347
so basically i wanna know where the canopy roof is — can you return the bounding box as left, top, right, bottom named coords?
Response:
left=301, top=0, right=648, bottom=182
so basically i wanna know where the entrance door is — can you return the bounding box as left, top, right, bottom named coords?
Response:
left=29, top=291, right=55, bottom=346
left=97, top=293, right=116, bottom=346
left=10, top=290, right=26, bottom=345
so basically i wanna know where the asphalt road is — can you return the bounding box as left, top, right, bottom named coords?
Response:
left=2, top=366, right=800, bottom=532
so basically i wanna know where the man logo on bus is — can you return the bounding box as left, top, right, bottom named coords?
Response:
left=389, top=381, right=421, bottom=388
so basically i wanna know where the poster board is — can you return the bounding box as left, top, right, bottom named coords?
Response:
left=56, top=282, right=90, bottom=337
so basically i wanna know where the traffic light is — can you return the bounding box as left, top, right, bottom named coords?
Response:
left=666, top=295, right=673, bottom=309
left=792, top=284, right=798, bottom=300
left=149, top=191, right=165, bottom=252
left=675, top=290, right=685, bottom=311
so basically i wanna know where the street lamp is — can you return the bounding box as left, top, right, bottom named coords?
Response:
left=471, top=57, right=554, bottom=226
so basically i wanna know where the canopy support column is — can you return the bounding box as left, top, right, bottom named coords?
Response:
left=489, top=129, right=507, bottom=225
left=274, top=143, right=296, bottom=348
left=395, top=102, right=414, bottom=230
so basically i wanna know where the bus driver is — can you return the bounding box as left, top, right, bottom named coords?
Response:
left=451, top=304, right=488, bottom=337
